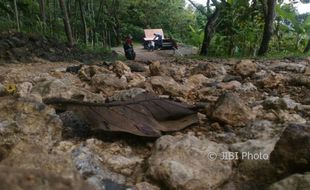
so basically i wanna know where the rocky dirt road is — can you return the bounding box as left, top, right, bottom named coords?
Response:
left=0, top=43, right=310, bottom=190
left=113, top=44, right=198, bottom=62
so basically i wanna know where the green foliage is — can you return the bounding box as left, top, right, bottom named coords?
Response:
left=187, top=25, right=204, bottom=48
left=0, top=0, right=309, bottom=56
left=274, top=3, right=310, bottom=52
left=207, top=0, right=264, bottom=57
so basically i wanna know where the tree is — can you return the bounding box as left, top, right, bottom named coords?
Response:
left=258, top=0, right=276, bottom=56
left=38, top=0, right=46, bottom=26
left=59, top=0, right=73, bottom=46
left=305, top=39, right=310, bottom=53
left=13, top=0, right=20, bottom=32
left=78, top=0, right=87, bottom=44
left=188, top=0, right=223, bottom=56
left=200, top=7, right=220, bottom=55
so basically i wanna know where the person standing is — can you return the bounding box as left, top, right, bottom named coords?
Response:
left=123, top=34, right=135, bottom=60
left=148, top=40, right=155, bottom=51
left=153, top=33, right=163, bottom=49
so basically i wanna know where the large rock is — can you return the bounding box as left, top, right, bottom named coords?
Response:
left=127, top=73, right=146, bottom=87
left=278, top=110, right=306, bottom=124
left=268, top=173, right=310, bottom=190
left=150, top=76, right=189, bottom=97
left=0, top=96, right=62, bottom=149
left=230, top=134, right=279, bottom=181
left=263, top=96, right=300, bottom=110
left=216, top=80, right=242, bottom=90
left=78, top=65, right=111, bottom=81
left=0, top=166, right=94, bottom=190
left=190, top=62, right=226, bottom=79
left=108, top=88, right=146, bottom=102
left=84, top=138, right=143, bottom=177
left=269, top=61, right=306, bottom=73
left=230, top=138, right=278, bottom=160
left=185, top=74, right=209, bottom=89
left=270, top=123, right=310, bottom=177
left=135, top=182, right=160, bottom=190
left=149, top=61, right=165, bottom=76
left=260, top=73, right=285, bottom=88
left=237, top=82, right=257, bottom=92
left=91, top=73, right=127, bottom=96
left=112, top=61, right=131, bottom=77
left=148, top=134, right=233, bottom=190
left=237, top=120, right=282, bottom=140
left=0, top=97, right=83, bottom=183
left=290, top=75, right=310, bottom=88
left=212, top=92, right=255, bottom=127
left=32, top=79, right=104, bottom=102
left=72, top=146, right=127, bottom=189
left=234, top=59, right=257, bottom=77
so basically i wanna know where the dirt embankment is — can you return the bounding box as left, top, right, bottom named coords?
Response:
left=0, top=31, right=113, bottom=63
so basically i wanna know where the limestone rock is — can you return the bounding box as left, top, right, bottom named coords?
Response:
left=113, top=61, right=131, bottom=77
left=127, top=73, right=146, bottom=87
left=150, top=76, right=189, bottom=97
left=190, top=62, right=226, bottom=79
left=237, top=120, right=281, bottom=140
left=186, top=74, right=208, bottom=89
left=148, top=134, right=233, bottom=190
left=212, top=92, right=255, bottom=127
left=78, top=65, right=111, bottom=81
left=72, top=145, right=127, bottom=189
left=92, top=73, right=127, bottom=96
left=269, top=61, right=306, bottom=73
left=0, top=166, right=95, bottom=190
left=290, top=75, right=310, bottom=88
left=261, top=73, right=285, bottom=88
left=127, top=62, right=146, bottom=72
left=237, top=82, right=257, bottom=92
left=278, top=110, right=306, bottom=124
left=84, top=139, right=144, bottom=177
left=230, top=138, right=278, bottom=159
left=0, top=97, right=78, bottom=179
left=32, top=79, right=104, bottom=102
left=166, top=64, right=187, bottom=82
left=108, top=88, right=146, bottom=102
left=234, top=59, right=257, bottom=77
left=16, top=81, right=33, bottom=97
left=217, top=80, right=242, bottom=90
left=270, top=123, right=310, bottom=177
left=149, top=61, right=165, bottom=76
left=0, top=96, right=62, bottom=148
left=135, top=182, right=160, bottom=190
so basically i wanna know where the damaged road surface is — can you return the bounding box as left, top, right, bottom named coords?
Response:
left=44, top=92, right=198, bottom=137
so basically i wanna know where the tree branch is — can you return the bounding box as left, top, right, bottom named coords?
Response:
left=188, top=0, right=208, bottom=16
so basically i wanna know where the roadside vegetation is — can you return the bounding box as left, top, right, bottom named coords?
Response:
left=0, top=0, right=309, bottom=57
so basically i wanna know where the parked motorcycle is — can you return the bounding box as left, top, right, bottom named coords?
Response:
left=123, top=43, right=136, bottom=60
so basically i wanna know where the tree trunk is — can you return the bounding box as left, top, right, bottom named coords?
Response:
left=38, top=0, right=46, bottom=32
left=13, top=0, right=20, bottom=32
left=58, top=0, right=74, bottom=47
left=78, top=0, right=87, bottom=44
left=200, top=7, right=220, bottom=56
left=304, top=39, right=310, bottom=53
left=258, top=0, right=276, bottom=56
